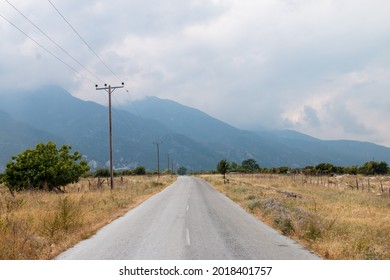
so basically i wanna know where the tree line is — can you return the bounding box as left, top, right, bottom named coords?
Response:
left=217, top=158, right=390, bottom=177
left=0, top=141, right=189, bottom=193
left=1, top=142, right=389, bottom=194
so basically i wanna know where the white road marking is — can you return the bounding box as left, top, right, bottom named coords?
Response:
left=186, top=205, right=189, bottom=211
left=186, top=228, right=191, bottom=246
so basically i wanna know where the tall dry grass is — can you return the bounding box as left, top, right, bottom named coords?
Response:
left=0, top=175, right=176, bottom=259
left=201, top=174, right=390, bottom=260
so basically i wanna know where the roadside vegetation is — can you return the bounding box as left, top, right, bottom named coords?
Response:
left=1, top=142, right=388, bottom=260
left=216, top=158, right=390, bottom=176
left=3, top=142, right=89, bottom=194
left=0, top=141, right=177, bottom=259
left=0, top=175, right=175, bottom=259
left=201, top=172, right=390, bottom=260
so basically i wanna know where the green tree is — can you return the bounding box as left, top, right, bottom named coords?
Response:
left=134, top=166, right=146, bottom=175
left=229, top=161, right=239, bottom=172
left=272, top=166, right=289, bottom=174
left=241, top=158, right=260, bottom=173
left=3, top=142, right=89, bottom=193
left=358, top=160, right=389, bottom=175
left=94, top=168, right=110, bottom=177
left=177, top=166, right=187, bottom=175
left=315, top=163, right=336, bottom=174
left=217, top=159, right=230, bottom=182
left=344, top=165, right=357, bottom=175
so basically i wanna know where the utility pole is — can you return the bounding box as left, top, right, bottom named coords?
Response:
left=96, top=83, right=124, bottom=190
left=153, top=141, right=162, bottom=178
left=167, top=153, right=170, bottom=173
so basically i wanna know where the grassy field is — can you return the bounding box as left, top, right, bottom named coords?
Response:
left=200, top=173, right=390, bottom=260
left=2, top=172, right=388, bottom=260
left=0, top=175, right=176, bottom=260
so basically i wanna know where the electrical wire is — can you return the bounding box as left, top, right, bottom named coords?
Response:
left=5, top=0, right=105, bottom=84
left=7, top=0, right=140, bottom=120
left=48, top=0, right=123, bottom=84
left=46, top=1, right=142, bottom=119
left=0, top=14, right=96, bottom=85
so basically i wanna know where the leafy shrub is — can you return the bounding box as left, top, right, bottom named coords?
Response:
left=94, top=168, right=110, bottom=178
left=3, top=142, right=89, bottom=192
left=134, top=166, right=146, bottom=175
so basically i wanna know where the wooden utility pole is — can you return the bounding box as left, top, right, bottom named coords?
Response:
left=96, top=83, right=124, bottom=189
left=153, top=141, right=162, bottom=178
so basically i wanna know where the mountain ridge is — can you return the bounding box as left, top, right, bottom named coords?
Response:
left=0, top=86, right=220, bottom=171
left=122, top=95, right=390, bottom=167
left=1, top=85, right=390, bottom=172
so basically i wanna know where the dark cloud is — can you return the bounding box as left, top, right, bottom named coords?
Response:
left=1, top=0, right=390, bottom=146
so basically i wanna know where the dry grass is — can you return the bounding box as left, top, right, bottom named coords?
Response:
left=0, top=175, right=176, bottom=260
left=200, top=173, right=390, bottom=260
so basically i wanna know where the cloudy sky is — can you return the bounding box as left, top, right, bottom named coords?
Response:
left=1, top=0, right=390, bottom=146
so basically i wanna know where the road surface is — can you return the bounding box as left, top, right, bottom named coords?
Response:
left=57, top=176, right=320, bottom=260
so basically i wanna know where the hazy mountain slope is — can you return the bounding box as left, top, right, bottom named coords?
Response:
left=0, top=109, right=64, bottom=171
left=0, top=86, right=220, bottom=170
left=122, top=97, right=313, bottom=166
left=256, top=130, right=390, bottom=166
left=123, top=97, right=390, bottom=167
left=2, top=86, right=390, bottom=171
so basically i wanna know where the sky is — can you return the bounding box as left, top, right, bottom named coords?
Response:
left=1, top=0, right=390, bottom=147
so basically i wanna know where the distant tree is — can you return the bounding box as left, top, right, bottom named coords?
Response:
left=303, top=166, right=316, bottom=175
left=229, top=161, right=239, bottom=172
left=241, top=158, right=260, bottom=173
left=3, top=142, right=89, bottom=193
left=261, top=167, right=270, bottom=173
left=358, top=161, right=389, bottom=175
left=277, top=166, right=290, bottom=174
left=217, top=159, right=230, bottom=182
left=315, top=163, right=336, bottom=174
left=134, top=166, right=146, bottom=175
left=121, top=169, right=134, bottom=176
left=177, top=166, right=187, bottom=175
left=344, top=165, right=357, bottom=175
left=94, top=168, right=110, bottom=177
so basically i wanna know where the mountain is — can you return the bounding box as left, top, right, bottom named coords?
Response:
left=255, top=129, right=390, bottom=166
left=1, top=86, right=390, bottom=172
left=0, top=109, right=64, bottom=171
left=0, top=86, right=220, bottom=171
left=122, top=96, right=390, bottom=167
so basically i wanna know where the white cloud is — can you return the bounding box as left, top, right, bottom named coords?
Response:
left=1, top=0, right=390, bottom=146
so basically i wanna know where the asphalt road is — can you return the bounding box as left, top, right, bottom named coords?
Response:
left=56, top=176, right=320, bottom=260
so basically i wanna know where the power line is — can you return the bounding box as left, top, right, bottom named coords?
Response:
left=47, top=0, right=143, bottom=118
left=46, top=1, right=143, bottom=175
left=0, top=14, right=95, bottom=84
left=5, top=0, right=105, bottom=84
left=48, top=0, right=123, bottom=84
left=123, top=88, right=142, bottom=117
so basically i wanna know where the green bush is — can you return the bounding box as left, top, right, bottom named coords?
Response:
left=94, top=168, right=110, bottom=177
left=3, top=142, right=89, bottom=192
left=134, top=166, right=146, bottom=175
